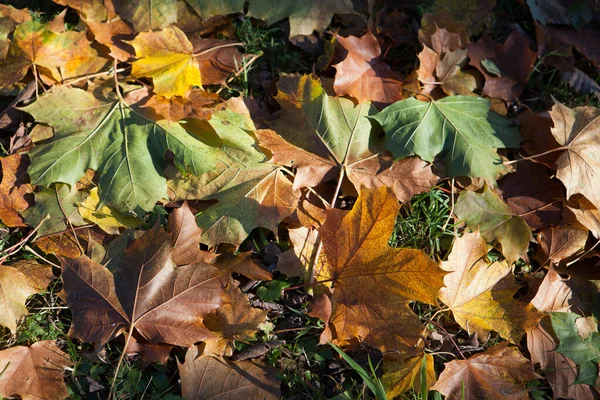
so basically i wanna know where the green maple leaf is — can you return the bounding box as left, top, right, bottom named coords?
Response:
left=370, top=96, right=519, bottom=182
left=21, top=87, right=216, bottom=215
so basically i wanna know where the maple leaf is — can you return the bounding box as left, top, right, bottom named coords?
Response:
left=316, top=186, right=445, bottom=352
left=178, top=346, right=281, bottom=400
left=24, top=183, right=86, bottom=238
left=139, top=87, right=218, bottom=121
left=431, top=342, right=540, bottom=400
left=202, top=281, right=269, bottom=357
left=61, top=223, right=228, bottom=346
left=78, top=187, right=141, bottom=235
left=53, top=0, right=112, bottom=22
left=454, top=185, right=532, bottom=266
left=371, top=95, right=519, bottom=182
left=0, top=154, right=31, bottom=227
left=247, top=0, right=354, bottom=38
left=21, top=86, right=217, bottom=214
left=567, top=195, right=600, bottom=239
left=332, top=30, right=403, bottom=106
left=430, top=0, right=496, bottom=35
left=118, top=0, right=177, bottom=32
left=169, top=110, right=299, bottom=246
left=85, top=18, right=135, bottom=62
left=381, top=354, right=436, bottom=398
left=468, top=30, right=536, bottom=101
left=418, top=10, right=470, bottom=50
left=0, top=340, right=73, bottom=400
left=257, top=74, right=438, bottom=201
left=439, top=231, right=541, bottom=342
left=548, top=100, right=600, bottom=211
left=190, top=37, right=245, bottom=86
left=129, top=26, right=201, bottom=98
left=276, top=225, right=320, bottom=277
left=0, top=260, right=53, bottom=333
left=167, top=201, right=206, bottom=266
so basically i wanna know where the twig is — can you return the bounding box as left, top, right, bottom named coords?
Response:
left=62, top=67, right=127, bottom=87
left=23, top=245, right=61, bottom=269
left=566, top=239, right=600, bottom=267
left=193, top=42, right=243, bottom=57
left=109, top=328, right=135, bottom=400
left=503, top=147, right=566, bottom=165
left=0, top=215, right=50, bottom=265
left=430, top=320, right=467, bottom=360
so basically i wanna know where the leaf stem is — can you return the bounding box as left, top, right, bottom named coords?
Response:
left=109, top=328, right=135, bottom=400
left=62, top=67, right=127, bottom=87
left=503, top=146, right=566, bottom=165
left=192, top=42, right=244, bottom=58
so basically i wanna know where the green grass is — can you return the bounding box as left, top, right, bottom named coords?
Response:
left=390, top=188, right=455, bottom=258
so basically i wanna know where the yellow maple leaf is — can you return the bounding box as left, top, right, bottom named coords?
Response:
left=78, top=187, right=140, bottom=234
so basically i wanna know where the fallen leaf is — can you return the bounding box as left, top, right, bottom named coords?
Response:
left=167, top=201, right=206, bottom=266
left=454, top=185, right=532, bottom=266
left=258, top=74, right=438, bottom=201
left=85, top=18, right=135, bottom=62
left=202, top=281, right=269, bottom=357
left=0, top=340, right=73, bottom=400
left=178, top=346, right=281, bottom=400
left=129, top=26, right=201, bottom=98
left=53, top=0, right=112, bottom=22
left=371, top=95, right=519, bottom=183
left=0, top=260, right=53, bottom=333
left=333, top=30, right=403, bottom=106
left=247, top=0, right=354, bottom=38
left=118, top=0, right=177, bottom=32
left=316, top=186, right=445, bottom=352
left=139, top=88, right=218, bottom=121
left=561, top=68, right=600, bottom=101
left=548, top=100, right=600, bottom=211
left=530, top=267, right=578, bottom=313
left=0, top=154, right=31, bottom=227
left=21, top=86, right=217, bottom=214
left=468, top=30, right=536, bottom=101
left=183, top=0, right=244, bottom=18
left=439, top=231, right=540, bottom=342
left=61, top=223, right=228, bottom=346
left=431, top=342, right=540, bottom=400
left=79, top=187, right=140, bottom=235
left=169, top=110, right=299, bottom=247
left=276, top=225, right=320, bottom=278
left=382, top=353, right=436, bottom=398
left=419, top=10, right=470, bottom=49
left=519, top=111, right=562, bottom=169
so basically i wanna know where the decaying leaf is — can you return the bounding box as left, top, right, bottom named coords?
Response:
left=61, top=223, right=228, bottom=346
left=0, top=260, right=53, bottom=333
left=333, top=30, right=403, bottom=106
left=454, top=185, right=532, bottom=266
left=316, top=186, right=445, bottom=352
left=430, top=0, right=496, bottom=35
left=567, top=194, right=600, bottom=239
left=372, top=95, right=519, bottom=182
left=537, top=224, right=588, bottom=265
left=118, top=0, right=177, bottom=32
left=431, top=342, right=540, bottom=400
left=439, top=231, right=540, bottom=342
left=0, top=340, right=73, bottom=400
left=382, top=353, right=436, bottom=398
left=178, top=346, right=281, bottom=400
left=0, top=154, right=31, bottom=227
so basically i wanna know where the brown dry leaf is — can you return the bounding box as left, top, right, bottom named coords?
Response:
left=35, top=233, right=83, bottom=258
left=537, top=224, right=588, bottom=265
left=85, top=18, right=135, bottom=62
left=61, top=223, right=228, bottom=346
left=439, top=231, right=541, bottom=342
left=498, top=162, right=563, bottom=230
left=567, top=195, right=600, bottom=239
left=316, top=186, right=445, bottom=352
left=468, top=30, right=536, bottom=101
left=308, top=293, right=332, bottom=344
left=0, top=260, right=53, bottom=333
left=0, top=154, right=31, bottom=227
left=530, top=267, right=577, bottom=313
left=382, top=353, right=436, bottom=398
left=431, top=342, right=540, bottom=400
left=519, top=111, right=561, bottom=169
left=126, top=333, right=174, bottom=363
left=202, top=281, right=269, bottom=357
left=178, top=346, right=281, bottom=400
left=190, top=37, right=245, bottom=85
left=0, top=340, right=73, bottom=400
left=54, top=0, right=113, bottom=22
left=258, top=74, right=438, bottom=201
left=549, top=100, right=600, bottom=211
left=276, top=225, right=320, bottom=278
left=332, top=30, right=403, bottom=107
left=129, top=25, right=201, bottom=98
